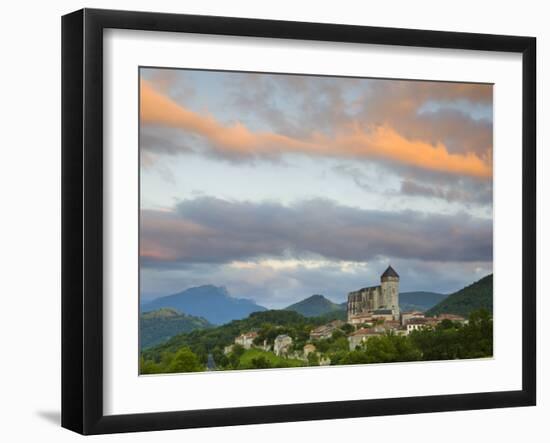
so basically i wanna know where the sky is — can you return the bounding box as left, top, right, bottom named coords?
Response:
left=139, top=67, right=493, bottom=308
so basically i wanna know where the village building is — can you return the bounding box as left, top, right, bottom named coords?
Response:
left=303, top=343, right=317, bottom=357
left=406, top=317, right=432, bottom=334
left=372, top=309, right=395, bottom=322
left=274, top=334, right=293, bottom=356
left=309, top=320, right=344, bottom=340
left=348, top=328, right=381, bottom=350
left=401, top=311, right=425, bottom=326
left=436, top=313, right=467, bottom=324
left=347, top=266, right=400, bottom=322
left=223, top=344, right=234, bottom=355
left=234, top=331, right=258, bottom=349
left=348, top=312, right=374, bottom=326
left=373, top=319, right=402, bottom=333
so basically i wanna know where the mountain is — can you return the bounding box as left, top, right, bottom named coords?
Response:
left=141, top=285, right=267, bottom=325
left=399, top=291, right=448, bottom=312
left=140, top=308, right=212, bottom=349
left=285, top=294, right=345, bottom=317
left=284, top=291, right=447, bottom=318
left=425, top=274, right=493, bottom=317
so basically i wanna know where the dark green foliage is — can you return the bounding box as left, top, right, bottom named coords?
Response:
left=340, top=323, right=355, bottom=334
left=223, top=348, right=305, bottom=370
left=362, top=333, right=423, bottom=363
left=285, top=294, right=345, bottom=317
left=250, top=356, right=272, bottom=369
left=140, top=347, right=204, bottom=374
left=426, top=274, right=493, bottom=317
left=307, top=352, right=320, bottom=366
left=140, top=308, right=212, bottom=349
left=409, top=309, right=493, bottom=360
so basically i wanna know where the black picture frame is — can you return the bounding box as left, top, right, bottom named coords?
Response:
left=61, top=8, right=537, bottom=435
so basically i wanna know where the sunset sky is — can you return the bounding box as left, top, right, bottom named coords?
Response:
left=139, top=68, right=493, bottom=307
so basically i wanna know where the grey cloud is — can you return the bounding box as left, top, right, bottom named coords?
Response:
left=140, top=197, right=493, bottom=268
left=226, top=74, right=492, bottom=156
left=332, top=161, right=493, bottom=208
left=140, top=125, right=195, bottom=156
left=400, top=178, right=493, bottom=206
left=226, top=73, right=361, bottom=139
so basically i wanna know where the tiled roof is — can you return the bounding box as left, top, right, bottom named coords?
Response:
left=350, top=328, right=378, bottom=336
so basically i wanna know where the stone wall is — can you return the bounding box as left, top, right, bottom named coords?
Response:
left=347, top=285, right=382, bottom=318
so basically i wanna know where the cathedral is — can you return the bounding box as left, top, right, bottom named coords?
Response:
left=347, top=266, right=400, bottom=323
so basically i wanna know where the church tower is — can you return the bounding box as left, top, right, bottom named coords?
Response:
left=380, top=265, right=400, bottom=320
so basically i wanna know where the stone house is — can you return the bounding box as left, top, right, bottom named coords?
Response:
left=274, top=334, right=293, bottom=356
left=374, top=319, right=401, bottom=333
left=406, top=317, right=432, bottom=334
left=401, top=311, right=425, bottom=326
left=309, top=320, right=344, bottom=340
left=348, top=328, right=381, bottom=350
left=234, top=331, right=258, bottom=349
left=348, top=312, right=374, bottom=326
left=303, top=343, right=316, bottom=357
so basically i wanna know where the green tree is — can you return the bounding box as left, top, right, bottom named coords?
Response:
left=341, top=323, right=354, bottom=334
left=439, top=319, right=455, bottom=330
left=250, top=356, right=272, bottom=369
left=307, top=352, right=320, bottom=366
left=139, top=356, right=161, bottom=374
left=363, top=334, right=421, bottom=363
left=164, top=347, right=204, bottom=373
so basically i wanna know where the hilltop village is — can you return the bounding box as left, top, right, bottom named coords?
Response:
left=222, top=266, right=466, bottom=366
left=140, top=269, right=492, bottom=374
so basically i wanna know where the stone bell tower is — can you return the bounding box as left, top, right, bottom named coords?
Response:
left=380, top=265, right=400, bottom=320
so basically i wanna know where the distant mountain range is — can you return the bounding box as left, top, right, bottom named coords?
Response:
left=140, top=308, right=212, bottom=349
left=426, top=274, right=493, bottom=317
left=140, top=279, right=486, bottom=336
left=283, top=291, right=447, bottom=318
left=139, top=277, right=491, bottom=348
left=141, top=285, right=267, bottom=325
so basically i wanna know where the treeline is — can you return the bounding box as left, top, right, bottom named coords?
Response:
left=140, top=309, right=493, bottom=374
left=340, top=309, right=493, bottom=365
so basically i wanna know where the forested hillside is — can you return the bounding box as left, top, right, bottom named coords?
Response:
left=426, top=274, right=493, bottom=317
left=140, top=308, right=212, bottom=349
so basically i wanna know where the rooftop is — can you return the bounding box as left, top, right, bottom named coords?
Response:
left=373, top=309, right=393, bottom=315
left=381, top=265, right=399, bottom=279
left=350, top=328, right=379, bottom=336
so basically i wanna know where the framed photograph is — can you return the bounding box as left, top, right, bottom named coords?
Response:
left=61, top=8, right=536, bottom=435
